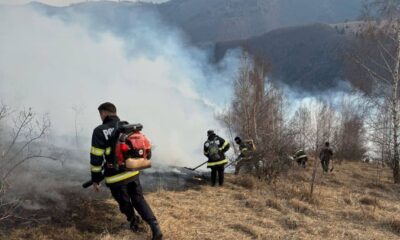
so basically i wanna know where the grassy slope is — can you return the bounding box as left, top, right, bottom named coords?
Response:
left=4, top=160, right=400, bottom=240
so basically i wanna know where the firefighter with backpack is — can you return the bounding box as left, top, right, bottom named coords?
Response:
left=203, top=130, right=230, bottom=186
left=89, top=102, right=163, bottom=240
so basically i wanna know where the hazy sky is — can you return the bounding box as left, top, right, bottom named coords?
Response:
left=0, top=0, right=168, bottom=6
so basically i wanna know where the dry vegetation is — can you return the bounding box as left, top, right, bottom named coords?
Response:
left=1, top=160, right=400, bottom=240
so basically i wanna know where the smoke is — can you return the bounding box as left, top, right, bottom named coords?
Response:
left=0, top=5, right=239, bottom=174
left=0, top=0, right=169, bottom=6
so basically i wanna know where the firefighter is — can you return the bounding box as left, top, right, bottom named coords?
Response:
left=293, top=149, right=308, bottom=168
left=204, top=130, right=230, bottom=186
left=90, top=102, right=163, bottom=240
left=234, top=136, right=255, bottom=175
left=319, top=141, right=334, bottom=173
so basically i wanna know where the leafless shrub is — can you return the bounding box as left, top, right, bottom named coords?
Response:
left=220, top=52, right=293, bottom=182
left=0, top=106, right=55, bottom=222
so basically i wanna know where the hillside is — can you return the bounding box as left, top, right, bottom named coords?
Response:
left=2, top=160, right=400, bottom=239
left=2, top=1, right=363, bottom=92
left=215, top=23, right=353, bottom=91
left=158, top=0, right=364, bottom=43
left=24, top=0, right=364, bottom=44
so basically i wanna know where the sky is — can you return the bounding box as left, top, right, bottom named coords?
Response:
left=0, top=0, right=168, bottom=6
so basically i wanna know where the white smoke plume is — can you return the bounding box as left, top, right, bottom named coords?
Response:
left=0, top=5, right=239, bottom=174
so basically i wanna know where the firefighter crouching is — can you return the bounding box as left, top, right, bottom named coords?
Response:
left=234, top=136, right=256, bottom=175
left=203, top=130, right=230, bottom=186
left=293, top=149, right=308, bottom=168
left=90, top=102, right=163, bottom=240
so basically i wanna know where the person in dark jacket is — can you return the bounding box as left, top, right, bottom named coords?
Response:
left=293, top=149, right=308, bottom=168
left=203, top=130, right=230, bottom=186
left=319, top=142, right=334, bottom=173
left=234, top=136, right=255, bottom=175
left=90, top=102, right=162, bottom=240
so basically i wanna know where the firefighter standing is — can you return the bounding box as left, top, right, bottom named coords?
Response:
left=90, top=102, right=163, bottom=240
left=203, top=130, right=230, bottom=186
left=234, top=136, right=255, bottom=175
left=293, top=149, right=308, bottom=168
left=319, top=142, right=334, bottom=173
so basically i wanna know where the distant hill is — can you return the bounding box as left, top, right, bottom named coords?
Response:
left=24, top=0, right=364, bottom=43
left=158, top=0, right=364, bottom=43
left=14, top=1, right=362, bottom=91
left=215, top=24, right=353, bottom=91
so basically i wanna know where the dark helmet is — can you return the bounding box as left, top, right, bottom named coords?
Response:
left=207, top=130, right=215, bottom=137
left=234, top=136, right=242, bottom=144
left=325, top=141, right=330, bottom=147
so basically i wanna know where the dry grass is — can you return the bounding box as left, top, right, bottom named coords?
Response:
left=265, top=198, right=283, bottom=212
left=3, top=161, right=400, bottom=240
left=359, top=196, right=380, bottom=207
left=384, top=219, right=400, bottom=235
left=230, top=175, right=257, bottom=189
left=288, top=199, right=313, bottom=215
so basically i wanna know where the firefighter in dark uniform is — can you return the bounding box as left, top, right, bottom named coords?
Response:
left=90, top=102, right=163, bottom=240
left=320, top=141, right=334, bottom=173
left=293, top=149, right=308, bottom=168
left=234, top=136, right=255, bottom=175
left=203, top=130, right=230, bottom=186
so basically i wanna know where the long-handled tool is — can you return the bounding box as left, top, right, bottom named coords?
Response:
left=184, top=161, right=208, bottom=171
left=225, top=157, right=241, bottom=169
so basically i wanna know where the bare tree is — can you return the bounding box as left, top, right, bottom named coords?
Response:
left=345, top=0, right=400, bottom=183
left=0, top=107, right=55, bottom=221
left=221, top=53, right=293, bottom=181
left=290, top=104, right=312, bottom=150
left=335, top=96, right=367, bottom=161
left=0, top=108, right=56, bottom=181
left=71, top=105, right=85, bottom=149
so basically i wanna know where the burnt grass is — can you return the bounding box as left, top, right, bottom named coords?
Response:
left=0, top=168, right=209, bottom=238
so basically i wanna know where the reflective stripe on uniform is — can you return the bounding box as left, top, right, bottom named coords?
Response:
left=105, top=171, right=140, bottom=184
left=297, top=154, right=307, bottom=159
left=91, top=146, right=105, bottom=156
left=91, top=165, right=102, bottom=172
left=219, top=141, right=229, bottom=151
left=207, top=159, right=228, bottom=167
left=105, top=147, right=111, bottom=155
